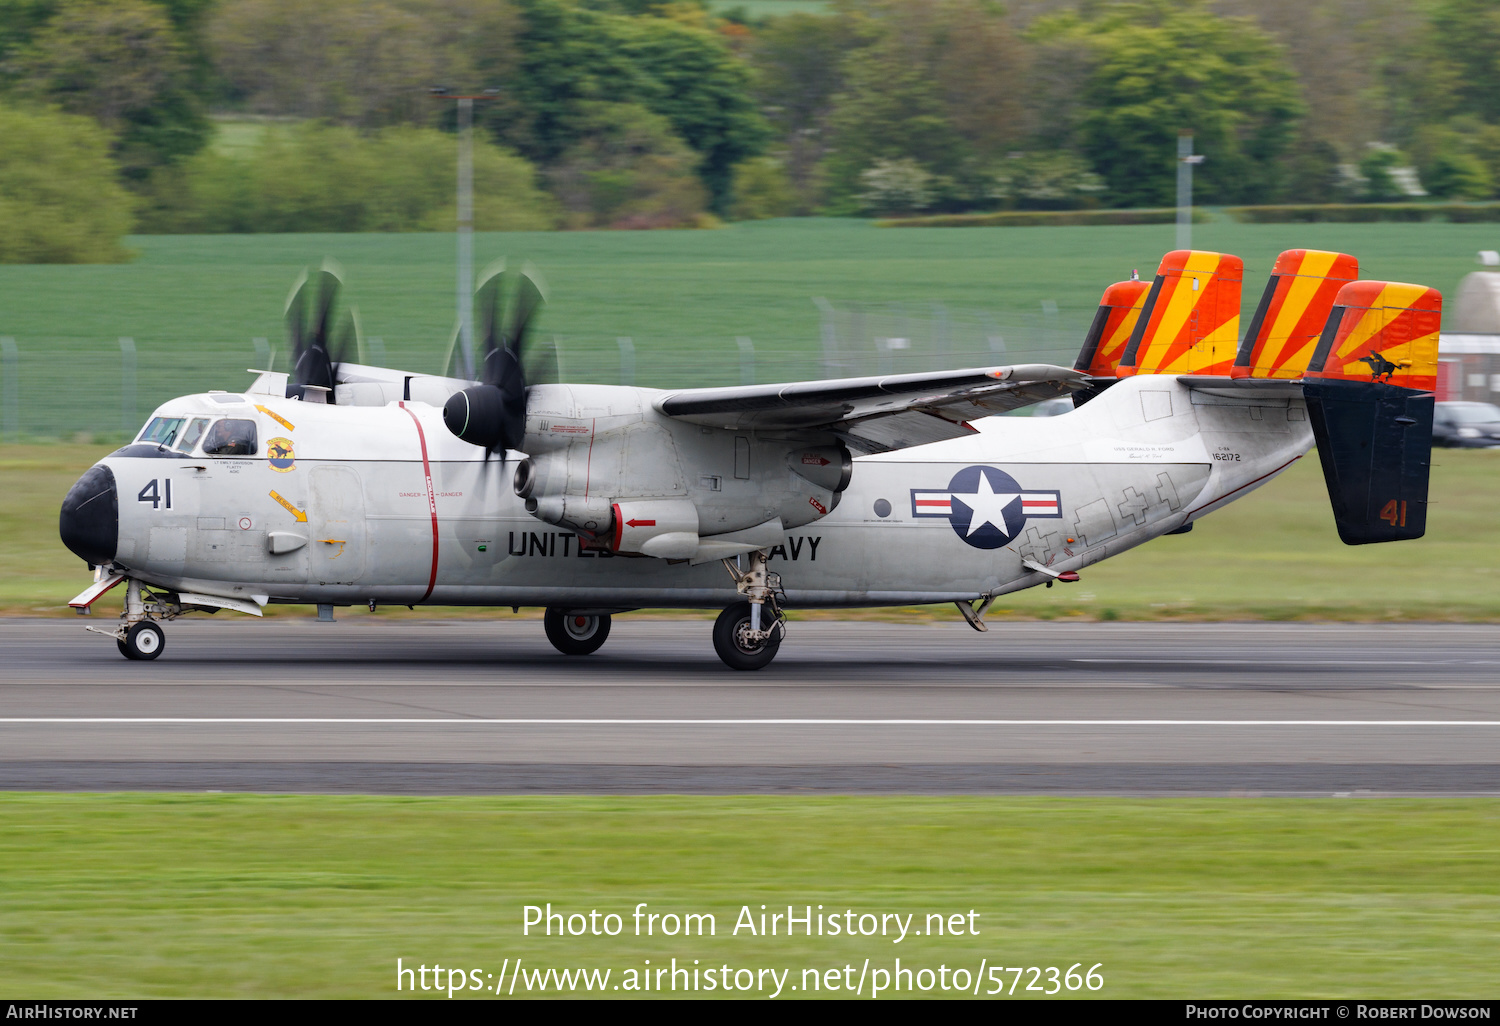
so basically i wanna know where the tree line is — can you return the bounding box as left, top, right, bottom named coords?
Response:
left=1, top=0, right=1497, bottom=261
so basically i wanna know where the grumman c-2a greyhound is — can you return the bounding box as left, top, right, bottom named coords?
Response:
left=59, top=249, right=1440, bottom=669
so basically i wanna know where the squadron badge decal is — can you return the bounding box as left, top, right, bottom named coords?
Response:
left=267, top=436, right=296, bottom=472
left=911, top=466, right=1061, bottom=549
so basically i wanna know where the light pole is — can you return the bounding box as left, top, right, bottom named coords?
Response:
left=1176, top=131, right=1205, bottom=251
left=431, top=87, right=499, bottom=381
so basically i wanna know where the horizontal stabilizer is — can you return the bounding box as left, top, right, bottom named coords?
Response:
left=1233, top=249, right=1359, bottom=380
left=1118, top=250, right=1243, bottom=377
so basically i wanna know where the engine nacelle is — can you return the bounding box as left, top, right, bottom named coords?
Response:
left=788, top=444, right=852, bottom=493
left=511, top=383, right=852, bottom=557
left=611, top=499, right=699, bottom=559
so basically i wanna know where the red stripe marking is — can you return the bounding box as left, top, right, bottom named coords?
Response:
left=399, top=402, right=440, bottom=603
left=1185, top=454, right=1303, bottom=518
left=69, top=574, right=124, bottom=608
left=584, top=417, right=596, bottom=499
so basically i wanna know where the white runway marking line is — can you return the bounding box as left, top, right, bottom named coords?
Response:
left=4, top=718, right=1500, bottom=727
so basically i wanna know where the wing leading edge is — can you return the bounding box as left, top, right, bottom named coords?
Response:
left=656, top=363, right=1087, bottom=454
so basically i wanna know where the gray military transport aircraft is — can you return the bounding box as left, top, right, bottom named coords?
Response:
left=59, top=250, right=1440, bottom=669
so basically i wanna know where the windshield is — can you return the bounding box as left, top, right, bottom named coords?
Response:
left=176, top=418, right=209, bottom=453
left=1445, top=403, right=1500, bottom=425
left=203, top=418, right=258, bottom=456
left=138, top=417, right=186, bottom=447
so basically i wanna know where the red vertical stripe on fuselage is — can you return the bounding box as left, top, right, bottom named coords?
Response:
left=400, top=402, right=440, bottom=603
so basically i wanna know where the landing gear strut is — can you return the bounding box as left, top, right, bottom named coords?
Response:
left=87, top=578, right=172, bottom=660
left=543, top=608, right=612, bottom=655
left=716, top=549, right=785, bottom=670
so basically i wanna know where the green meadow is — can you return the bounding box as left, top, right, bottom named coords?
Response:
left=1, top=794, right=1496, bottom=998
left=0, top=218, right=1494, bottom=439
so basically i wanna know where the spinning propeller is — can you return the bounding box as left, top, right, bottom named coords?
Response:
left=443, top=264, right=551, bottom=456
left=285, top=263, right=358, bottom=400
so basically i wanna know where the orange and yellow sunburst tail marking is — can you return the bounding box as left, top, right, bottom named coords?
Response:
left=1304, top=281, right=1441, bottom=392
left=1232, top=250, right=1359, bottom=380
left=1116, top=250, right=1242, bottom=378
left=1074, top=279, right=1150, bottom=376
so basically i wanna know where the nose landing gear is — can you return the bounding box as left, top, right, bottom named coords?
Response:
left=85, top=577, right=173, bottom=661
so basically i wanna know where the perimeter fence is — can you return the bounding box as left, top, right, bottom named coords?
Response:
left=0, top=300, right=1087, bottom=442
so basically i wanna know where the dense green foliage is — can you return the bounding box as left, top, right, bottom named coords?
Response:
left=138, top=123, right=557, bottom=233
left=1046, top=3, right=1304, bottom=208
left=545, top=102, right=711, bottom=228
left=5, top=0, right=211, bottom=177
left=488, top=0, right=767, bottom=211
left=0, top=103, right=136, bottom=263
left=6, top=0, right=1500, bottom=257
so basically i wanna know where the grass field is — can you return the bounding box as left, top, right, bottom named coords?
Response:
left=2, top=794, right=1496, bottom=998
left=9, top=442, right=1500, bottom=619
left=0, top=219, right=1494, bottom=439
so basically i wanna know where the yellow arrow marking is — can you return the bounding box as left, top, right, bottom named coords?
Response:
left=256, top=405, right=295, bottom=432
left=269, top=490, right=307, bottom=522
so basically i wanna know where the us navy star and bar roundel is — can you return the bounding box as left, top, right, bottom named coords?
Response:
left=911, top=466, right=1062, bottom=549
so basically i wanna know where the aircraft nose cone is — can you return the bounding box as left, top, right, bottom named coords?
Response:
left=59, top=465, right=118, bottom=566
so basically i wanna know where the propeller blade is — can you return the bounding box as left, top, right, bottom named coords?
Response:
left=285, top=262, right=350, bottom=398
left=442, top=262, right=548, bottom=455
left=522, top=333, right=558, bottom=387
left=476, top=272, right=505, bottom=387
left=508, top=271, right=545, bottom=354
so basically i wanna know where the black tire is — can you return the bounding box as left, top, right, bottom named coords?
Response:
left=121, top=621, right=165, bottom=661
left=712, top=601, right=783, bottom=671
left=543, top=608, right=612, bottom=656
left=117, top=638, right=129, bottom=659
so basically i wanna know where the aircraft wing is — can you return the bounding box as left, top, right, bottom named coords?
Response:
left=656, top=363, right=1087, bottom=454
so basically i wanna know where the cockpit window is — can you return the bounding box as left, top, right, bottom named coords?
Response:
left=138, top=417, right=186, bottom=448
left=175, top=417, right=209, bottom=453
left=202, top=418, right=258, bottom=456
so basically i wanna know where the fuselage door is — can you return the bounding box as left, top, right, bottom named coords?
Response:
left=308, top=466, right=367, bottom=584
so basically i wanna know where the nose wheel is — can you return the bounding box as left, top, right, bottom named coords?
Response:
left=118, top=621, right=165, bottom=661
left=543, top=608, right=612, bottom=655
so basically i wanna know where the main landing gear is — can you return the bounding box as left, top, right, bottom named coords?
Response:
left=716, top=549, right=786, bottom=671
left=543, top=608, right=612, bottom=655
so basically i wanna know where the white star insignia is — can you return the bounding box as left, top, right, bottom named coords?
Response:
left=953, top=473, right=1021, bottom=537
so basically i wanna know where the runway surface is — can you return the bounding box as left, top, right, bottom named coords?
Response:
left=4, top=617, right=1500, bottom=795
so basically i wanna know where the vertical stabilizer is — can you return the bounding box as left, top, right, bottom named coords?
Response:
left=1302, top=281, right=1441, bottom=544
left=1074, top=279, right=1150, bottom=376
left=1117, top=250, right=1243, bottom=377
left=1233, top=250, right=1359, bottom=379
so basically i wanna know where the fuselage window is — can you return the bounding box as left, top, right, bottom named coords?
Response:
left=138, top=417, right=186, bottom=447
left=176, top=418, right=209, bottom=453
left=203, top=418, right=258, bottom=456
